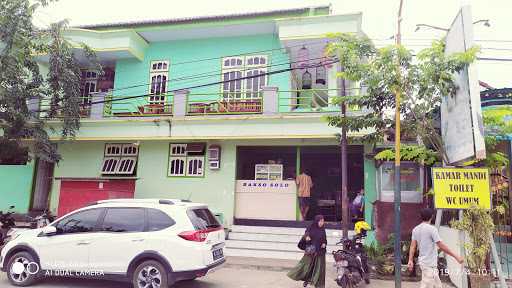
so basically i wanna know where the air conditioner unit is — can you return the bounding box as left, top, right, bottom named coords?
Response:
left=208, top=145, right=221, bottom=170
left=209, top=160, right=220, bottom=170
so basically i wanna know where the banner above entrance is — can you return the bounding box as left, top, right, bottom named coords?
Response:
left=432, top=167, right=491, bottom=209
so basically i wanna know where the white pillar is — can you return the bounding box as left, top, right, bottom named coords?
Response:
left=262, top=86, right=279, bottom=115
left=173, top=89, right=189, bottom=117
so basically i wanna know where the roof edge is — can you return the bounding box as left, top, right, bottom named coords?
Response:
left=74, top=6, right=331, bottom=30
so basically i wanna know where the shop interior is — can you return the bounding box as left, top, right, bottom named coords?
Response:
left=236, top=145, right=364, bottom=222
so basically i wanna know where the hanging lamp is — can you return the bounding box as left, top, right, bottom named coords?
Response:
left=302, top=70, right=312, bottom=89
left=315, top=64, right=326, bottom=85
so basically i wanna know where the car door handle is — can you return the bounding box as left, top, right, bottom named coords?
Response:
left=77, top=241, right=91, bottom=246
left=132, top=239, right=144, bottom=242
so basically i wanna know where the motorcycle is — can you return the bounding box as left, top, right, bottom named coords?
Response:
left=26, top=209, right=54, bottom=229
left=0, top=208, right=54, bottom=246
left=332, top=220, right=371, bottom=287
left=0, top=206, right=17, bottom=246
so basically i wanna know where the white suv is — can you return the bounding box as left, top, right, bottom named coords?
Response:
left=0, top=199, right=225, bottom=287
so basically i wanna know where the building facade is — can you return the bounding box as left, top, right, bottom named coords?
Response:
left=38, top=7, right=378, bottom=228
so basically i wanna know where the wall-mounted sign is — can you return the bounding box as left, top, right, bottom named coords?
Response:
left=432, top=167, right=490, bottom=209
left=236, top=180, right=295, bottom=194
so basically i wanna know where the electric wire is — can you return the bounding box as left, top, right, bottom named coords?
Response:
left=36, top=59, right=344, bottom=114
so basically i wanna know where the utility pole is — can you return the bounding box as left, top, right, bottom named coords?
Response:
left=340, top=66, right=349, bottom=239
left=394, top=0, right=404, bottom=287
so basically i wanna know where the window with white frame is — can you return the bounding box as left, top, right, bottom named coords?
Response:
left=168, top=143, right=205, bottom=177
left=100, top=143, right=139, bottom=176
left=81, top=70, right=99, bottom=105
left=149, top=60, right=169, bottom=105
left=222, top=55, right=267, bottom=100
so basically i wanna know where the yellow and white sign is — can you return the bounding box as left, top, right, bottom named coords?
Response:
left=432, top=167, right=491, bottom=209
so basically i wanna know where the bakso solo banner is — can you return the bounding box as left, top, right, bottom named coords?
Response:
left=432, top=167, right=491, bottom=209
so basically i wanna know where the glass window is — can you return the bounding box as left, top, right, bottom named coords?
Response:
left=147, top=208, right=175, bottom=231
left=168, top=144, right=206, bottom=177
left=55, top=208, right=103, bottom=234
left=101, top=144, right=139, bottom=176
left=379, top=162, right=422, bottom=203
left=101, top=208, right=145, bottom=232
left=187, top=208, right=220, bottom=230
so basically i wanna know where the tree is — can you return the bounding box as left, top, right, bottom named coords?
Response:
left=0, top=0, right=99, bottom=163
left=324, top=33, right=478, bottom=163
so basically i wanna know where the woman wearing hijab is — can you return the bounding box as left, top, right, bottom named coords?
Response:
left=288, top=215, right=327, bottom=288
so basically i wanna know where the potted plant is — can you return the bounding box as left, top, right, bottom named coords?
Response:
left=450, top=205, right=504, bottom=288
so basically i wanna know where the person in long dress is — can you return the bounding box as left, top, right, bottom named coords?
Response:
left=288, top=215, right=327, bottom=288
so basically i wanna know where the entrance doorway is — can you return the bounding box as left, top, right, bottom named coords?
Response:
left=300, top=146, right=364, bottom=222
left=234, top=145, right=365, bottom=224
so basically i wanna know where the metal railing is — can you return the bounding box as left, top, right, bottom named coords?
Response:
left=278, top=89, right=361, bottom=113
left=491, top=169, right=512, bottom=281
left=104, top=93, right=173, bottom=117
left=187, top=92, right=263, bottom=116
left=39, top=97, right=93, bottom=119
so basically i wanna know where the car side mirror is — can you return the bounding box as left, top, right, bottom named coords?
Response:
left=42, top=226, right=57, bottom=236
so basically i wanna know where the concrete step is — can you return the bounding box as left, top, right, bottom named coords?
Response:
left=230, top=225, right=352, bottom=237
left=226, top=239, right=340, bottom=253
left=228, top=231, right=341, bottom=244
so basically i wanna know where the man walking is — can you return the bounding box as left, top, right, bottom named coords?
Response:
left=408, top=208, right=464, bottom=288
left=296, top=169, right=313, bottom=221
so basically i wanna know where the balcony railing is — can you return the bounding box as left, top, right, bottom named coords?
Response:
left=38, top=97, right=94, bottom=119
left=34, top=87, right=363, bottom=120
left=187, top=92, right=263, bottom=116
left=104, top=93, right=173, bottom=117
left=278, top=89, right=361, bottom=113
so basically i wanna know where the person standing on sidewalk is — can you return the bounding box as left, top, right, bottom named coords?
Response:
left=296, top=169, right=313, bottom=221
left=288, top=215, right=327, bottom=288
left=408, top=208, right=464, bottom=288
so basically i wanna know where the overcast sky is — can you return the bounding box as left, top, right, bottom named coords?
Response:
left=34, top=0, right=512, bottom=88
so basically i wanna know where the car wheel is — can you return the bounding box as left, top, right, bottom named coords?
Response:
left=132, top=260, right=169, bottom=288
left=6, top=251, right=40, bottom=287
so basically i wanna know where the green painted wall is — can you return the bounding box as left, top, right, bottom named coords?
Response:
left=50, top=138, right=344, bottom=226
left=112, top=34, right=291, bottom=113
left=0, top=163, right=35, bottom=213
left=135, top=141, right=237, bottom=226
left=363, top=144, right=377, bottom=244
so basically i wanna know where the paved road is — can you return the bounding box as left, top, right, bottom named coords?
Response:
left=0, top=267, right=448, bottom=288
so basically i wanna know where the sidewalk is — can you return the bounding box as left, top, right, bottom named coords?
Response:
left=226, top=256, right=454, bottom=288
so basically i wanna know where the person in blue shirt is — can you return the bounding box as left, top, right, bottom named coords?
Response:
left=350, top=188, right=365, bottom=219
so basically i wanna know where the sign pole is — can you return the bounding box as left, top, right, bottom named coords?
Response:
left=394, top=1, right=404, bottom=287
left=458, top=209, right=468, bottom=288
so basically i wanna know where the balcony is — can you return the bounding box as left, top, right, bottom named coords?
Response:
left=36, top=87, right=363, bottom=121
left=104, top=93, right=173, bottom=117
left=187, top=92, right=263, bottom=116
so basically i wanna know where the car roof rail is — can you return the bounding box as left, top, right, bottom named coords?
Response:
left=92, top=199, right=176, bottom=205
left=158, top=199, right=175, bottom=205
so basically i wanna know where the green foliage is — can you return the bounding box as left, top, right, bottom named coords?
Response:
left=450, top=206, right=503, bottom=273
left=0, top=0, right=99, bottom=162
left=484, top=152, right=509, bottom=170
left=365, top=234, right=413, bottom=275
left=325, top=34, right=477, bottom=163
left=483, top=107, right=512, bottom=150
left=374, top=145, right=439, bottom=166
